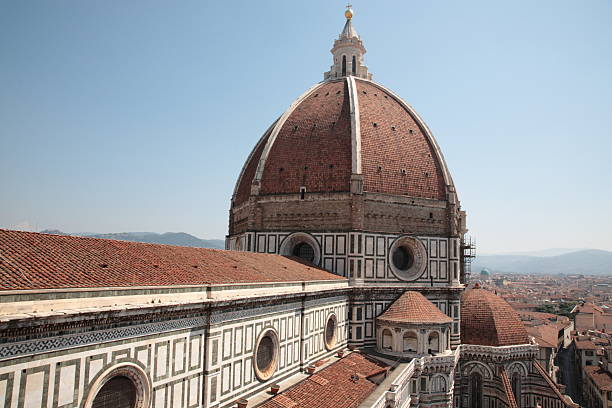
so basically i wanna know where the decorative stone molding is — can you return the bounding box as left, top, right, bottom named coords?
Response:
left=324, top=313, right=338, bottom=351
left=278, top=232, right=322, bottom=266
left=459, top=344, right=538, bottom=363
left=82, top=362, right=151, bottom=408
left=388, top=236, right=428, bottom=281
left=253, top=328, right=280, bottom=382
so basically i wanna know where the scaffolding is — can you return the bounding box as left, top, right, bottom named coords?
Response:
left=460, top=236, right=476, bottom=283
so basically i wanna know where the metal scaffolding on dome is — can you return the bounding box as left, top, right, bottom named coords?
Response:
left=461, top=236, right=477, bottom=283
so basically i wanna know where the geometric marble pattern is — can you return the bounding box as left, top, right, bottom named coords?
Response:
left=0, top=317, right=205, bottom=359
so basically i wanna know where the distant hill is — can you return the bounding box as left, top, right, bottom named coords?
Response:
left=480, top=248, right=585, bottom=257
left=473, top=249, right=612, bottom=276
left=40, top=230, right=225, bottom=249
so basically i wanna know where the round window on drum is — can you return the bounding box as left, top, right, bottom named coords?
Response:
left=388, top=236, right=427, bottom=281
left=293, top=242, right=315, bottom=263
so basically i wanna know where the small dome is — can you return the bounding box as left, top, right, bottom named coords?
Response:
left=378, top=291, right=452, bottom=325
left=461, top=288, right=529, bottom=346
left=480, top=268, right=491, bottom=276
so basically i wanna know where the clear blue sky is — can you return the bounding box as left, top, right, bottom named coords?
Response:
left=1, top=1, right=610, bottom=253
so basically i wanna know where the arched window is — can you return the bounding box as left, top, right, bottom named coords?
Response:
left=403, top=331, right=418, bottom=352
left=512, top=372, right=522, bottom=407
left=352, top=55, right=356, bottom=75
left=431, top=375, right=447, bottom=392
left=342, top=55, right=347, bottom=76
left=469, top=372, right=483, bottom=408
left=382, top=329, right=393, bottom=350
left=92, top=376, right=137, bottom=408
left=428, top=331, right=440, bottom=354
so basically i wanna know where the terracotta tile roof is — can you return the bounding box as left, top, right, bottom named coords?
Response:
left=574, top=340, right=599, bottom=350
left=356, top=80, right=446, bottom=200
left=0, top=229, right=345, bottom=290
left=259, top=80, right=353, bottom=196
left=235, top=78, right=450, bottom=203
left=377, top=291, right=452, bottom=325
left=461, top=288, right=529, bottom=346
left=518, top=311, right=559, bottom=321
left=259, top=353, right=388, bottom=408
left=526, top=324, right=559, bottom=349
left=500, top=369, right=519, bottom=408
left=533, top=361, right=577, bottom=407
left=584, top=366, right=612, bottom=391
left=576, top=303, right=604, bottom=314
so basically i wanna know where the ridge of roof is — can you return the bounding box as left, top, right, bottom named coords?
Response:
left=500, top=369, right=519, bottom=408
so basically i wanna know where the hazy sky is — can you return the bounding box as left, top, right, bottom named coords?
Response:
left=1, top=1, right=610, bottom=253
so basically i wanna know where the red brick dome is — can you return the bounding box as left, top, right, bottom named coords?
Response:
left=461, top=288, right=529, bottom=347
left=377, top=291, right=452, bottom=325
left=232, top=77, right=453, bottom=207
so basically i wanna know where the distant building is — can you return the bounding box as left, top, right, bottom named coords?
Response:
left=572, top=302, right=612, bottom=331
left=583, top=345, right=612, bottom=408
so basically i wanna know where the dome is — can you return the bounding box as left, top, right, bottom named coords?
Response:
left=377, top=291, right=452, bottom=325
left=461, top=288, right=529, bottom=347
left=480, top=268, right=491, bottom=276
left=232, top=76, right=452, bottom=207
left=228, top=8, right=465, bottom=242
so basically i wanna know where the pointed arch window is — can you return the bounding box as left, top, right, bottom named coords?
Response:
left=342, top=55, right=347, bottom=76
left=352, top=55, right=356, bottom=75
left=512, top=372, right=522, bottom=407
left=469, top=372, right=483, bottom=408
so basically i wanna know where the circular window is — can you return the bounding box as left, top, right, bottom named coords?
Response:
left=293, top=242, right=315, bottom=262
left=392, top=245, right=414, bottom=271
left=254, top=329, right=280, bottom=381
left=388, top=236, right=427, bottom=281
left=92, top=376, right=137, bottom=408
left=324, top=314, right=338, bottom=350
left=279, top=232, right=321, bottom=266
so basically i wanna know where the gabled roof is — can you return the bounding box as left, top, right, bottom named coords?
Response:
left=259, top=352, right=388, bottom=408
left=0, top=229, right=345, bottom=290
left=377, top=291, right=452, bottom=325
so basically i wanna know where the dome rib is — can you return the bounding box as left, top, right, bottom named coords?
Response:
left=232, top=77, right=456, bottom=205
left=347, top=76, right=362, bottom=175
left=254, top=81, right=326, bottom=184
left=354, top=78, right=453, bottom=194
left=232, top=119, right=279, bottom=205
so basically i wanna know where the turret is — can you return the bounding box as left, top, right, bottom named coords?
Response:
left=323, top=7, right=372, bottom=80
